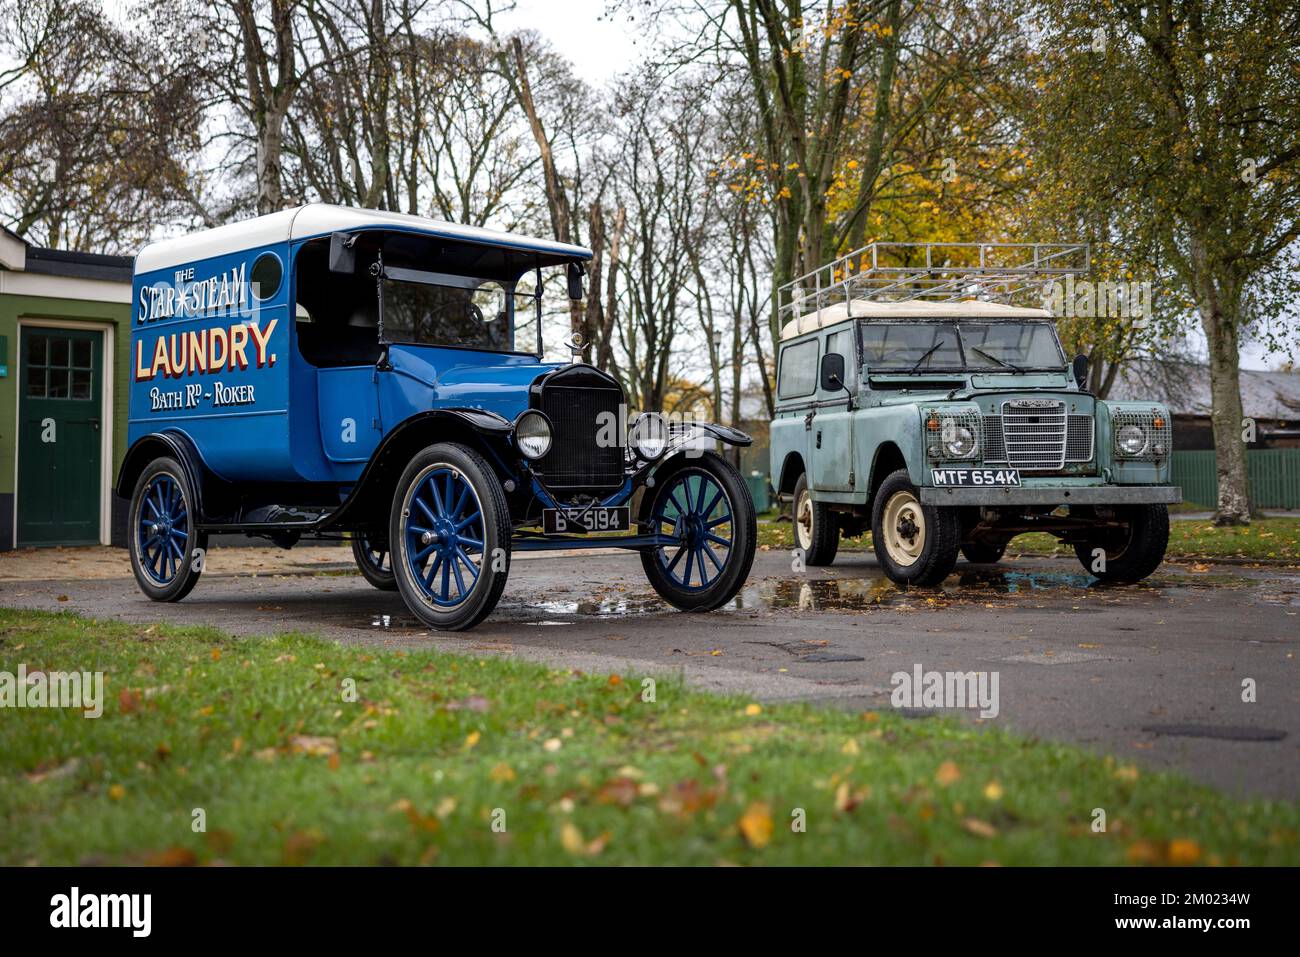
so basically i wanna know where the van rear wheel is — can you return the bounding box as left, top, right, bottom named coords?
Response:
left=129, top=457, right=207, bottom=602
left=352, top=534, right=397, bottom=590
left=871, top=470, right=960, bottom=587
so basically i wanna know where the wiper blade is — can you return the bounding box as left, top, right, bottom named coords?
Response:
left=969, top=347, right=1023, bottom=373
left=909, top=342, right=943, bottom=374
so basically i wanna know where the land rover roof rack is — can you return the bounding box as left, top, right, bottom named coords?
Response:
left=777, top=241, right=1090, bottom=325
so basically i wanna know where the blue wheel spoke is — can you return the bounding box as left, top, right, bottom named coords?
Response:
left=428, top=476, right=446, bottom=516
left=706, top=532, right=732, bottom=548
left=415, top=496, right=437, bottom=524
left=414, top=542, right=436, bottom=562
left=424, top=553, right=443, bottom=588
left=701, top=544, right=724, bottom=572
left=454, top=511, right=481, bottom=533
left=706, top=512, right=732, bottom=529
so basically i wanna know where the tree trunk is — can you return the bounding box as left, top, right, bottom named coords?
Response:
left=1200, top=303, right=1252, bottom=525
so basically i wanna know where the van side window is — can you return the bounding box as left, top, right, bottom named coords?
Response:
left=778, top=339, right=819, bottom=399
left=294, top=238, right=383, bottom=368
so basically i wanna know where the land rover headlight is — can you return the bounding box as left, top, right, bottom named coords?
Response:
left=630, top=412, right=668, bottom=461
left=1116, top=423, right=1147, bottom=456
left=943, top=423, right=977, bottom=458
left=514, top=410, right=552, bottom=460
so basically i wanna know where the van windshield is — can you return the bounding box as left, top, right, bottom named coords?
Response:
left=383, top=273, right=521, bottom=352
left=858, top=320, right=1065, bottom=372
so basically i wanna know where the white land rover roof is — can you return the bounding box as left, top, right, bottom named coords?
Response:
left=780, top=299, right=1053, bottom=341
left=135, top=203, right=593, bottom=275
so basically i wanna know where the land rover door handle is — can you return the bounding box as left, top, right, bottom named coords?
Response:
left=803, top=410, right=815, bottom=431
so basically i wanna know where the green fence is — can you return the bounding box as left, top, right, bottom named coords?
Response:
left=1171, top=449, right=1300, bottom=508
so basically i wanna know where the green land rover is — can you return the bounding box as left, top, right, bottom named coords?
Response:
left=768, top=242, right=1181, bottom=586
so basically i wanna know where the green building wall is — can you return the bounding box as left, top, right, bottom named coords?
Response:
left=0, top=291, right=132, bottom=547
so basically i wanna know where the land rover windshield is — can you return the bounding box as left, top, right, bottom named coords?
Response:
left=858, top=320, right=1065, bottom=373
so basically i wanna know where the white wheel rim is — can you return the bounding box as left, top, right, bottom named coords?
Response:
left=883, top=490, right=926, bottom=567
left=795, top=489, right=814, bottom=550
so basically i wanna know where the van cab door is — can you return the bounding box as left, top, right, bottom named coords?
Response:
left=317, top=365, right=383, bottom=463
left=809, top=327, right=856, bottom=492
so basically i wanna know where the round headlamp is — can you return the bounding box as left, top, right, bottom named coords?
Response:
left=942, top=421, right=977, bottom=458
left=514, top=410, right=553, bottom=460
left=1116, top=423, right=1147, bottom=456
left=630, top=412, right=669, bottom=461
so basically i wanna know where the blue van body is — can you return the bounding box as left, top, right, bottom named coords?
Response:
left=116, top=205, right=757, bottom=630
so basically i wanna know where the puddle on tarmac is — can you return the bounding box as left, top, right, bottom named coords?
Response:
left=344, top=566, right=1293, bottom=628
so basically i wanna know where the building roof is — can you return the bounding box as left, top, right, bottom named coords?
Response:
left=780, top=299, right=1052, bottom=341
left=135, top=204, right=593, bottom=274
left=1108, top=359, right=1300, bottom=421
left=25, top=246, right=133, bottom=283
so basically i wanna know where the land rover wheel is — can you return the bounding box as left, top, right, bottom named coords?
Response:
left=129, top=457, right=208, bottom=602
left=792, top=473, right=838, bottom=565
left=871, top=469, right=960, bottom=587
left=1073, top=504, right=1169, bottom=583
left=640, top=452, right=757, bottom=612
left=961, top=542, right=1006, bottom=565
left=390, top=443, right=511, bottom=631
left=352, top=533, right=397, bottom=591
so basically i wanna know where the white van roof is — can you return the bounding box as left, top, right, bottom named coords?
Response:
left=135, top=204, right=593, bottom=274
left=780, top=298, right=1054, bottom=341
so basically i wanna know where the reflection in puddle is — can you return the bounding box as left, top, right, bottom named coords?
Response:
left=728, top=569, right=1114, bottom=612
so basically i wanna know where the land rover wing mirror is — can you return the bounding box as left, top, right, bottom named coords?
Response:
left=820, top=352, right=846, bottom=392
left=567, top=262, right=584, bottom=300
left=1072, top=353, right=1090, bottom=391
left=329, top=232, right=357, bottom=274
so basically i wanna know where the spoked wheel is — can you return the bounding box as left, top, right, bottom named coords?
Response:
left=390, top=443, right=510, bottom=631
left=129, top=457, right=207, bottom=601
left=792, top=473, right=838, bottom=565
left=871, top=469, right=960, bottom=587
left=640, top=452, right=756, bottom=612
left=352, top=533, right=397, bottom=590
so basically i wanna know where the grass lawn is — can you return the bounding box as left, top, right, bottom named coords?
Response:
left=759, top=516, right=1300, bottom=563
left=1, top=608, right=1296, bottom=866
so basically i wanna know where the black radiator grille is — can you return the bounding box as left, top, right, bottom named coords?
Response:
left=535, top=384, right=625, bottom=490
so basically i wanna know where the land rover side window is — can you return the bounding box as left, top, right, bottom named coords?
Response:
left=958, top=321, right=1065, bottom=370
left=859, top=322, right=962, bottom=370
left=384, top=277, right=513, bottom=352
left=778, top=339, right=819, bottom=398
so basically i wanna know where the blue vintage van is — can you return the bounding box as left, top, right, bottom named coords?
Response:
left=118, top=205, right=755, bottom=630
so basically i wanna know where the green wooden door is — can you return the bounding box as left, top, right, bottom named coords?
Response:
left=17, top=326, right=103, bottom=546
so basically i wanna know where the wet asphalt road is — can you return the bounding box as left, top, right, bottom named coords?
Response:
left=3, top=548, right=1298, bottom=800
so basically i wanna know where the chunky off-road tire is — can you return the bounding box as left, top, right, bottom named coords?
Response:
left=1073, top=504, right=1169, bottom=583
left=961, top=542, right=1006, bottom=565
left=640, top=452, right=757, bottom=612
left=871, top=469, right=961, bottom=587
left=389, top=443, right=511, bottom=631
left=792, top=472, right=838, bottom=566
left=352, top=534, right=397, bottom=591
left=129, top=456, right=208, bottom=602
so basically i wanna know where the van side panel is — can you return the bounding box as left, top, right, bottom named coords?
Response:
left=128, top=242, right=295, bottom=481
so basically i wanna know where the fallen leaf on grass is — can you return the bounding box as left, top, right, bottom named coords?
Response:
left=282, top=829, right=325, bottom=865
left=489, top=762, right=516, bottom=783
left=290, top=735, right=338, bottom=757
left=983, top=781, right=1004, bottom=801
left=118, top=688, right=141, bottom=715
left=146, top=846, right=198, bottom=867
left=961, top=818, right=998, bottom=838
left=935, top=761, right=962, bottom=786
left=560, top=822, right=609, bottom=857
left=738, top=802, right=774, bottom=849
left=108, top=784, right=126, bottom=801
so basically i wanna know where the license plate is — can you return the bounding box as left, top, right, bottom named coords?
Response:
left=542, top=506, right=631, bottom=534
left=930, top=468, right=1021, bottom=487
